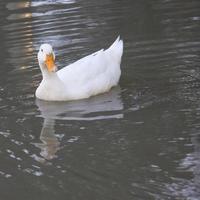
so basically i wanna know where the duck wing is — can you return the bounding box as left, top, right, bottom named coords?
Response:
left=57, top=37, right=123, bottom=98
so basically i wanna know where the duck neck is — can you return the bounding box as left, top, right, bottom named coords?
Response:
left=36, top=62, right=67, bottom=101
left=39, top=62, right=58, bottom=81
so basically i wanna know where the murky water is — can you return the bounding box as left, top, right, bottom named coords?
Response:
left=0, top=0, right=200, bottom=199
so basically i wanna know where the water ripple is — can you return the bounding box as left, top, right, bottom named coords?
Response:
left=0, top=0, right=200, bottom=199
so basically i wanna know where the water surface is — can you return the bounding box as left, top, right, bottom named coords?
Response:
left=0, top=0, right=200, bottom=199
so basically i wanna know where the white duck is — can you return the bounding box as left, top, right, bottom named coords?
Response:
left=36, top=36, right=123, bottom=101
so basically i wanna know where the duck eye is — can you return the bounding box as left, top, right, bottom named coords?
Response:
left=41, top=49, right=43, bottom=52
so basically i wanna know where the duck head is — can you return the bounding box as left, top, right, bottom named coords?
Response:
left=38, top=44, right=57, bottom=73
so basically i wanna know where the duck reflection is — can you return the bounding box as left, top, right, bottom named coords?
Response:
left=36, top=87, right=123, bottom=121
left=35, top=87, right=123, bottom=160
left=33, top=118, right=60, bottom=161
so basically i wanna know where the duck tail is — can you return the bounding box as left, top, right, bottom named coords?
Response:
left=108, top=36, right=123, bottom=62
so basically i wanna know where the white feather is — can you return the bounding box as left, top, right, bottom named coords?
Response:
left=36, top=37, right=123, bottom=101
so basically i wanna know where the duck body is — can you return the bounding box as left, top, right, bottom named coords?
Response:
left=36, top=36, right=123, bottom=101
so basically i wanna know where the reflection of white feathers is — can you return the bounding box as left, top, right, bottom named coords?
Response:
left=33, top=118, right=60, bottom=161
left=36, top=37, right=123, bottom=101
left=36, top=87, right=123, bottom=121
left=34, top=87, right=123, bottom=160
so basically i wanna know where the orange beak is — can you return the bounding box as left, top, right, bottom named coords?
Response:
left=45, top=53, right=57, bottom=72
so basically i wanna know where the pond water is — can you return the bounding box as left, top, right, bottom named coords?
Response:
left=0, top=0, right=200, bottom=199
